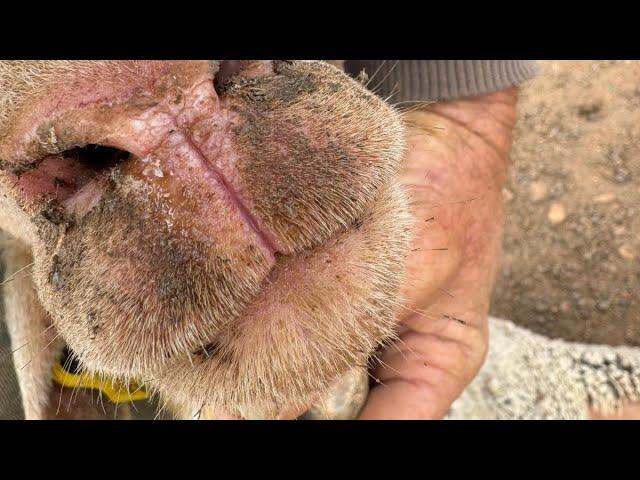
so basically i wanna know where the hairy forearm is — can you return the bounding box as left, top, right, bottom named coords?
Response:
left=400, top=88, right=517, bottom=317
left=407, top=88, right=517, bottom=193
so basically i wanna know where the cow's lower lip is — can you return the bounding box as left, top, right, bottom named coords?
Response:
left=188, top=209, right=367, bottom=345
left=186, top=367, right=370, bottom=420
left=151, top=210, right=386, bottom=418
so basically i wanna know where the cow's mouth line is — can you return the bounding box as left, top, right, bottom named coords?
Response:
left=183, top=208, right=371, bottom=362
left=179, top=128, right=280, bottom=257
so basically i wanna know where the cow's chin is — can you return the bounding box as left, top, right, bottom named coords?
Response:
left=42, top=180, right=410, bottom=420
left=148, top=181, right=411, bottom=419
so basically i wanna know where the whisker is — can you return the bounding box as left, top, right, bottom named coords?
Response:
left=194, top=402, right=205, bottom=420
left=154, top=397, right=170, bottom=420
left=370, top=60, right=400, bottom=95
left=392, top=341, right=409, bottom=362
left=364, top=60, right=388, bottom=88
left=387, top=299, right=442, bottom=322
left=55, top=353, right=75, bottom=417
left=367, top=370, right=387, bottom=387
left=98, top=390, right=107, bottom=416
left=0, top=269, right=35, bottom=287
left=370, top=352, right=403, bottom=377
left=113, top=388, right=121, bottom=419
left=394, top=99, right=436, bottom=108
left=382, top=82, right=401, bottom=103
left=4, top=323, right=56, bottom=359
left=55, top=381, right=65, bottom=416
left=392, top=336, right=420, bottom=359
left=19, top=332, right=60, bottom=371
left=0, top=261, right=34, bottom=287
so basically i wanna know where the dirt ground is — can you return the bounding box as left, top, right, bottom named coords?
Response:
left=490, top=60, right=640, bottom=346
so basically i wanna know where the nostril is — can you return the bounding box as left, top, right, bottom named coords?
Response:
left=64, top=144, right=130, bottom=176
left=16, top=144, right=131, bottom=204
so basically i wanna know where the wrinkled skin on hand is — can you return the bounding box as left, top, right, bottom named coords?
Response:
left=360, top=89, right=517, bottom=419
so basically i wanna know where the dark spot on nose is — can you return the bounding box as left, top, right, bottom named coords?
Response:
left=54, top=177, right=73, bottom=189
left=193, top=341, right=221, bottom=359
left=86, top=310, right=100, bottom=339
left=41, top=201, right=70, bottom=226
left=49, top=254, right=65, bottom=290
left=272, top=60, right=293, bottom=72
left=214, top=61, right=247, bottom=96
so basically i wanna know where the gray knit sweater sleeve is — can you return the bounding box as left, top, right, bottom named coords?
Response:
left=344, top=60, right=539, bottom=103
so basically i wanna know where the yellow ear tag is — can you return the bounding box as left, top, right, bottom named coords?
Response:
left=52, top=363, right=149, bottom=404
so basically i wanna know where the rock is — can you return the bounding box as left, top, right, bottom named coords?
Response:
left=577, top=101, right=603, bottom=121
left=535, top=302, right=549, bottom=313
left=593, top=192, right=616, bottom=204
left=446, top=317, right=640, bottom=420
left=528, top=181, right=548, bottom=202
left=618, top=243, right=635, bottom=260
left=578, top=297, right=596, bottom=309
left=301, top=367, right=369, bottom=420
left=613, top=225, right=627, bottom=236
left=547, top=203, right=567, bottom=225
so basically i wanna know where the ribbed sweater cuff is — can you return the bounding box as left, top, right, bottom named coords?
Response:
left=344, top=60, right=539, bottom=103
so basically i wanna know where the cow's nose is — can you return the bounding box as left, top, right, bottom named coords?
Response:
left=11, top=60, right=282, bottom=261
left=6, top=60, right=405, bottom=261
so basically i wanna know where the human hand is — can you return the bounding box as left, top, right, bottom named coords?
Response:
left=359, top=88, right=518, bottom=419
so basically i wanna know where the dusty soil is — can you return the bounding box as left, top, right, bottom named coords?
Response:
left=490, top=60, right=640, bottom=346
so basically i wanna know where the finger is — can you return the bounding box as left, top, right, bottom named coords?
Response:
left=375, top=329, right=480, bottom=386
left=590, top=403, right=640, bottom=420
left=359, top=376, right=458, bottom=419
left=359, top=322, right=486, bottom=420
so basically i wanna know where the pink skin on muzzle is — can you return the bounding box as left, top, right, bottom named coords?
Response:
left=8, top=61, right=282, bottom=265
